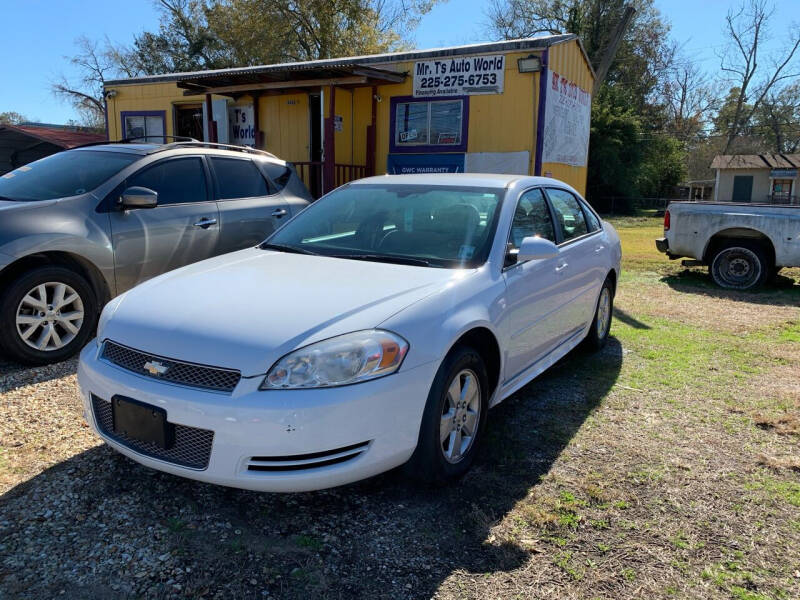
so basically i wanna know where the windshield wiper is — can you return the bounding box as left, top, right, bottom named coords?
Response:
left=330, top=253, right=434, bottom=267
left=260, top=242, right=318, bottom=255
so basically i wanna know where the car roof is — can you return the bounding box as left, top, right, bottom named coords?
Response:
left=351, top=173, right=569, bottom=189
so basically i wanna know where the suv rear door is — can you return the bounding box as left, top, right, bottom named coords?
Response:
left=209, top=156, right=290, bottom=253
left=108, top=156, right=220, bottom=292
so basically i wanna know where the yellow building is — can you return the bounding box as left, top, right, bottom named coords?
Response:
left=104, top=35, right=595, bottom=197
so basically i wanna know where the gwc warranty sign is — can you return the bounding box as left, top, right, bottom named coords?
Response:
left=413, top=54, right=505, bottom=97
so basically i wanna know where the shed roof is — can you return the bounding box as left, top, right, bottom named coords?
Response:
left=711, top=154, right=800, bottom=169
left=105, top=34, right=590, bottom=88
left=0, top=124, right=106, bottom=175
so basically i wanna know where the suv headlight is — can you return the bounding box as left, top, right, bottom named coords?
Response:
left=261, top=330, right=409, bottom=390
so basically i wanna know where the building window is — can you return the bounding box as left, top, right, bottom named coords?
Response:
left=121, top=111, right=166, bottom=142
left=390, top=96, right=468, bottom=153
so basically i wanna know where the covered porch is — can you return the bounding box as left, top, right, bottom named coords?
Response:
left=175, top=61, right=406, bottom=197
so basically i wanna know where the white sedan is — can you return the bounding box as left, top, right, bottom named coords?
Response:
left=78, top=174, right=621, bottom=492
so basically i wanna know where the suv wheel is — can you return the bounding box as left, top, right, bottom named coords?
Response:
left=709, top=242, right=769, bottom=290
left=0, top=266, right=97, bottom=365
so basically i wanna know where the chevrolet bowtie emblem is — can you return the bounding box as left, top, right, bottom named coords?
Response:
left=143, top=360, right=169, bottom=376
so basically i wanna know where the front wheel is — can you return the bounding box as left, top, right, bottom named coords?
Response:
left=0, top=266, right=98, bottom=365
left=405, top=346, right=489, bottom=485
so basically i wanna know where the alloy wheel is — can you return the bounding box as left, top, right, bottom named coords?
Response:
left=439, top=368, right=481, bottom=464
left=15, top=282, right=85, bottom=351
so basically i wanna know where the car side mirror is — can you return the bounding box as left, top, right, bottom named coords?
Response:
left=516, top=236, right=559, bottom=262
left=120, top=186, right=158, bottom=209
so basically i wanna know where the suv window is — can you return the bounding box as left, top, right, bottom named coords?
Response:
left=547, top=188, right=589, bottom=242
left=128, top=157, right=208, bottom=205
left=210, top=157, right=268, bottom=199
left=0, top=150, right=139, bottom=201
left=509, top=188, right=556, bottom=248
left=263, top=161, right=292, bottom=192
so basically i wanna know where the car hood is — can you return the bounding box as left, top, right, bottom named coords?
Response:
left=101, top=248, right=468, bottom=376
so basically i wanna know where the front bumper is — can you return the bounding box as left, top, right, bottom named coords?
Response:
left=78, top=340, right=438, bottom=492
left=655, top=237, right=669, bottom=253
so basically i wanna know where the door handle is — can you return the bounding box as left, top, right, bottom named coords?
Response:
left=271, top=208, right=288, bottom=218
left=555, top=262, right=569, bottom=272
left=595, top=244, right=605, bottom=253
left=193, top=218, right=217, bottom=229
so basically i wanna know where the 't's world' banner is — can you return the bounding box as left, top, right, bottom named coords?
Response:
left=541, top=71, right=591, bottom=168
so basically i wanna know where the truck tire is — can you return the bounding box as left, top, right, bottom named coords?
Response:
left=709, top=241, right=769, bottom=290
left=0, top=266, right=98, bottom=365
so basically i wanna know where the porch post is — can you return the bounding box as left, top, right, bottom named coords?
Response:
left=366, top=85, right=377, bottom=176
left=205, top=93, right=218, bottom=143
left=252, top=92, right=263, bottom=149
left=323, top=85, right=336, bottom=194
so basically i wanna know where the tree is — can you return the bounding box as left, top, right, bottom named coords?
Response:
left=52, top=36, right=116, bottom=128
left=659, top=58, right=717, bottom=140
left=112, top=0, right=441, bottom=77
left=754, top=83, right=800, bottom=153
left=718, top=0, right=800, bottom=153
left=0, top=112, right=26, bottom=125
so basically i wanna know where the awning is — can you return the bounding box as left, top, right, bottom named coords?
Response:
left=177, top=63, right=406, bottom=96
left=0, top=124, right=105, bottom=175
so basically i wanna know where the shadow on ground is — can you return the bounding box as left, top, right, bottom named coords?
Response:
left=0, top=340, right=623, bottom=599
left=661, top=269, right=800, bottom=306
left=0, top=357, right=77, bottom=394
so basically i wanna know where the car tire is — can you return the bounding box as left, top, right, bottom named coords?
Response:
left=709, top=241, right=769, bottom=290
left=0, top=266, right=97, bottom=365
left=583, top=277, right=614, bottom=351
left=405, top=345, right=489, bottom=485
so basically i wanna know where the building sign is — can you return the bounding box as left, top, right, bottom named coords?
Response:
left=387, top=153, right=465, bottom=174
left=541, top=71, right=591, bottom=167
left=770, top=168, right=797, bottom=178
left=229, top=103, right=255, bottom=147
left=413, top=54, right=505, bottom=97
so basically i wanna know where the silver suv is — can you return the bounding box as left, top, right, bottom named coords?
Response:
left=0, top=141, right=311, bottom=365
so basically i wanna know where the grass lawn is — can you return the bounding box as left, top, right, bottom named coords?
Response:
left=0, top=214, right=798, bottom=599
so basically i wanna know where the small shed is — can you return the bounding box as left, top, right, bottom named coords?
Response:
left=0, top=123, right=106, bottom=175
left=711, top=154, right=799, bottom=204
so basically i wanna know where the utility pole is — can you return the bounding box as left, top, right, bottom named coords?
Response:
left=592, top=5, right=636, bottom=95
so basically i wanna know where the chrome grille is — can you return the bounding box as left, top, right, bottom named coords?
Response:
left=101, top=340, right=241, bottom=393
left=92, top=395, right=213, bottom=470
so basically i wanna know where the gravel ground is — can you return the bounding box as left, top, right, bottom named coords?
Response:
left=1, top=230, right=798, bottom=599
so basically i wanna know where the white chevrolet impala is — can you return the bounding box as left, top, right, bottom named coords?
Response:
left=78, top=174, right=621, bottom=492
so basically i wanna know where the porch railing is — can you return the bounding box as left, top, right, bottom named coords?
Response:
left=292, top=161, right=371, bottom=199
left=764, top=194, right=798, bottom=205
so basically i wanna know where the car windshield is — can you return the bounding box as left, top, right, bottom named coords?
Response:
left=264, top=183, right=504, bottom=268
left=0, top=150, right=140, bottom=201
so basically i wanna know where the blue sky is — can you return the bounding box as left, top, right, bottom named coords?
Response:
left=1, top=0, right=798, bottom=124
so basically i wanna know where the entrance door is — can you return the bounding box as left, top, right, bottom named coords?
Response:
left=175, top=105, right=204, bottom=141
left=109, top=157, right=220, bottom=292
left=732, top=175, right=753, bottom=202
left=308, top=93, right=323, bottom=198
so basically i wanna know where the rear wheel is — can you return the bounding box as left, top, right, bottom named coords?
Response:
left=709, top=242, right=769, bottom=290
left=406, top=346, right=489, bottom=484
left=0, top=266, right=97, bottom=365
left=583, top=277, right=614, bottom=351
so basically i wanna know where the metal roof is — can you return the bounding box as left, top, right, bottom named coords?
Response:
left=0, top=124, right=106, bottom=175
left=711, top=154, right=800, bottom=169
left=105, top=35, right=581, bottom=87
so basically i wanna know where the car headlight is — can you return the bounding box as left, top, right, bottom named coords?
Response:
left=261, top=330, right=409, bottom=390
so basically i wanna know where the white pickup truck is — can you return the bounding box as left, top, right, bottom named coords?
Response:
left=655, top=201, right=800, bottom=289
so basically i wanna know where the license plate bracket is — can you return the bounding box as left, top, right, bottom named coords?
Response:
left=112, top=396, right=175, bottom=449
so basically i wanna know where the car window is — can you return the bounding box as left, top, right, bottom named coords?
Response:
left=547, top=188, right=589, bottom=242
left=210, top=157, right=268, bottom=199
left=0, top=150, right=139, bottom=201
left=509, top=188, right=556, bottom=248
left=128, top=157, right=207, bottom=205
left=581, top=200, right=602, bottom=232
left=265, top=183, right=503, bottom=268
left=263, top=162, right=292, bottom=192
